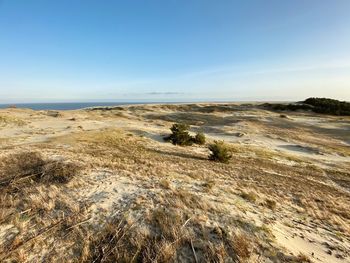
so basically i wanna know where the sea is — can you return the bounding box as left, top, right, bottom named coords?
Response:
left=0, top=102, right=158, bottom=111
left=0, top=100, right=254, bottom=110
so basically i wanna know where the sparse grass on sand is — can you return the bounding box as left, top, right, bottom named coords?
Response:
left=0, top=115, right=26, bottom=127
left=0, top=104, right=350, bottom=262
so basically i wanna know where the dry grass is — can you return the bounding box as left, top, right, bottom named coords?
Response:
left=240, top=191, right=257, bottom=203
left=296, top=253, right=313, bottom=262
left=201, top=179, right=215, bottom=192
left=0, top=152, right=45, bottom=185
left=0, top=115, right=26, bottom=127
left=264, top=199, right=277, bottom=210
left=0, top=152, right=85, bottom=262
left=0, top=151, right=81, bottom=186
left=73, top=128, right=350, bottom=236
left=85, top=208, right=188, bottom=262
left=81, top=190, right=255, bottom=262
left=233, top=233, right=251, bottom=260
left=1, top=105, right=350, bottom=262
left=68, top=128, right=350, bottom=246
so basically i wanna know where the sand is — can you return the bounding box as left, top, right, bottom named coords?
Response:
left=0, top=103, right=349, bottom=262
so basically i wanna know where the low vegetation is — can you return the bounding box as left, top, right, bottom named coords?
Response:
left=165, top=123, right=193, bottom=146
left=240, top=191, right=257, bottom=203
left=164, top=123, right=206, bottom=146
left=0, top=152, right=84, bottom=262
left=263, top=97, right=350, bottom=116
left=193, top=132, right=206, bottom=145
left=208, top=140, right=232, bottom=163
left=83, top=190, right=253, bottom=262
left=263, top=102, right=313, bottom=112
left=303, top=97, right=350, bottom=115
left=0, top=152, right=81, bottom=186
left=1, top=103, right=350, bottom=261
left=0, top=115, right=25, bottom=126
left=264, top=199, right=277, bottom=210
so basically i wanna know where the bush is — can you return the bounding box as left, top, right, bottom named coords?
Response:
left=167, top=123, right=193, bottom=146
left=168, top=123, right=188, bottom=135
left=194, top=132, right=206, bottom=145
left=208, top=141, right=232, bottom=163
left=303, top=97, right=350, bottom=115
left=165, top=123, right=206, bottom=146
left=263, top=98, right=350, bottom=116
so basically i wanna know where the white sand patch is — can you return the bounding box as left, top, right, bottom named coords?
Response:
left=272, top=222, right=350, bottom=263
left=74, top=170, right=142, bottom=223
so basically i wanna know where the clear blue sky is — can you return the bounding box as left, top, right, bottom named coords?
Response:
left=0, top=0, right=349, bottom=103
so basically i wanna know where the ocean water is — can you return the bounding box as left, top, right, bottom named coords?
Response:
left=0, top=102, right=151, bottom=110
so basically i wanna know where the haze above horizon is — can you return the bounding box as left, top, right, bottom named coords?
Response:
left=0, top=0, right=350, bottom=103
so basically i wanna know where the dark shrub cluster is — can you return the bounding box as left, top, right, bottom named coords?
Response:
left=263, top=97, right=350, bottom=116
left=262, top=103, right=313, bottom=112
left=168, top=123, right=193, bottom=146
left=208, top=140, right=232, bottom=163
left=303, top=97, right=350, bottom=115
left=165, top=123, right=206, bottom=146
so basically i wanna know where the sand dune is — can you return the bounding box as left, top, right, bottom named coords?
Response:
left=0, top=103, right=349, bottom=262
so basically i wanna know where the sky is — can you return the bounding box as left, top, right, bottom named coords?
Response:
left=0, top=0, right=350, bottom=103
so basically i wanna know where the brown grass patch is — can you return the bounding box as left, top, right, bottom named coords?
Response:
left=83, top=202, right=247, bottom=262
left=233, top=233, right=251, bottom=260
left=0, top=152, right=81, bottom=187
left=264, top=199, right=277, bottom=210
left=0, top=151, right=85, bottom=261
left=0, top=115, right=26, bottom=127
left=240, top=191, right=257, bottom=203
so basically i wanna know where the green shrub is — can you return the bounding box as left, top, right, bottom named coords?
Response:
left=208, top=141, right=232, bottom=163
left=193, top=132, right=206, bottom=145
left=170, top=123, right=189, bottom=135
left=263, top=98, right=350, bottom=116
left=164, top=123, right=206, bottom=146
left=165, top=123, right=193, bottom=146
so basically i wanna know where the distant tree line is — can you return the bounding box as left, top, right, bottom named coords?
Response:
left=303, top=97, right=350, bottom=115
left=263, top=97, right=350, bottom=116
